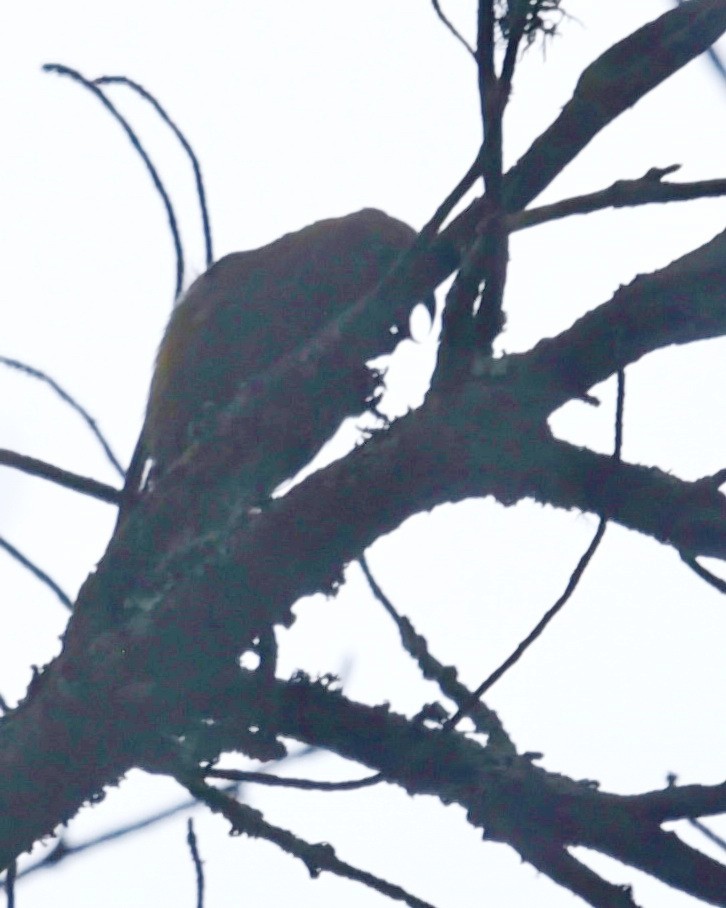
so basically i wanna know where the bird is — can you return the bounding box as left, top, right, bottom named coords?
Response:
left=123, top=208, right=426, bottom=504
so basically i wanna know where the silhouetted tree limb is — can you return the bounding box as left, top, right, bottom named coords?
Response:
left=2, top=5, right=724, bottom=907
left=502, top=0, right=726, bottom=211
left=0, top=449, right=120, bottom=505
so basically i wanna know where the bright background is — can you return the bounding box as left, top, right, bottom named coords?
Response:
left=1, top=2, right=725, bottom=906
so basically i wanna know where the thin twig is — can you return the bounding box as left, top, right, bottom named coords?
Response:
left=186, top=819, right=205, bottom=908
left=0, top=534, right=73, bottom=610
left=4, top=860, right=15, bottom=908
left=615, top=369, right=625, bottom=460
left=205, top=767, right=382, bottom=791
left=705, top=45, right=726, bottom=85
left=418, top=148, right=484, bottom=240
left=95, top=75, right=213, bottom=268
left=430, top=0, right=475, bottom=57
left=446, top=369, right=627, bottom=728
left=445, top=517, right=607, bottom=729
left=507, top=171, right=726, bottom=232
left=0, top=356, right=124, bottom=478
left=359, top=554, right=514, bottom=748
left=679, top=554, right=726, bottom=594
left=43, top=63, right=185, bottom=300
left=0, top=449, right=121, bottom=505
left=689, top=817, right=726, bottom=854
left=181, top=775, right=439, bottom=908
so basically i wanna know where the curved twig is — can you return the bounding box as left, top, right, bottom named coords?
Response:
left=94, top=75, right=213, bottom=267
left=445, top=369, right=624, bottom=730
left=204, top=767, right=382, bottom=791
left=0, top=535, right=72, bottom=610
left=445, top=517, right=607, bottom=729
left=359, top=553, right=514, bottom=747
left=185, top=819, right=204, bottom=908
left=680, top=553, right=726, bottom=594
left=43, top=63, right=185, bottom=299
left=430, top=1, right=475, bottom=57
left=0, top=356, right=124, bottom=478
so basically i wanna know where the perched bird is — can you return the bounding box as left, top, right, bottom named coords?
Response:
left=124, top=208, right=424, bottom=501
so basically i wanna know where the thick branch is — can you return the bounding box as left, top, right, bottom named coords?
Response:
left=525, top=228, right=726, bottom=409
left=503, top=0, right=726, bottom=212
left=2, top=327, right=724, bottom=868
left=212, top=675, right=726, bottom=906
left=506, top=836, right=640, bottom=908
left=624, top=780, right=726, bottom=823
left=595, top=824, right=726, bottom=907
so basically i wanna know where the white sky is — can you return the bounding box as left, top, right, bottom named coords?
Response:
left=1, top=2, right=725, bottom=907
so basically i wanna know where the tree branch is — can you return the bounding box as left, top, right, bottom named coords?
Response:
left=178, top=773, right=439, bottom=908
left=0, top=449, right=121, bottom=505
left=594, top=824, right=726, bottom=907
left=0, top=535, right=73, bottom=610
left=525, top=228, right=726, bottom=410
left=508, top=170, right=726, bottom=232
left=503, top=0, right=726, bottom=212
left=0, top=356, right=125, bottom=478
left=624, top=780, right=726, bottom=823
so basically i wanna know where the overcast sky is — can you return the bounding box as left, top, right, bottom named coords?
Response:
left=1, top=3, right=725, bottom=907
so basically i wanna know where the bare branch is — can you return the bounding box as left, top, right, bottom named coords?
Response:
left=680, top=553, right=726, bottom=594
left=0, top=784, right=240, bottom=888
left=435, top=0, right=511, bottom=374
left=624, top=779, right=726, bottom=823
left=674, top=0, right=726, bottom=87
left=448, top=368, right=623, bottom=729
left=205, top=767, right=382, bottom=792
left=94, top=75, right=214, bottom=268
left=508, top=836, right=640, bottom=908
left=3, top=859, right=16, bottom=908
left=418, top=147, right=483, bottom=239
left=446, top=517, right=607, bottom=729
left=595, top=823, right=726, bottom=906
left=508, top=171, right=726, bottom=232
left=689, top=818, right=726, bottom=854
left=180, top=775, right=440, bottom=908
left=2, top=8, right=721, bottom=908
left=430, top=1, right=475, bottom=57
left=472, top=1, right=509, bottom=352
left=359, top=554, right=514, bottom=748
left=503, top=0, right=726, bottom=212
left=43, top=63, right=184, bottom=300
left=186, top=819, right=204, bottom=908
left=0, top=449, right=121, bottom=505
left=500, top=1, right=531, bottom=85
left=0, top=535, right=72, bottom=610
left=0, top=356, right=124, bottom=478
left=525, top=228, right=726, bottom=410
